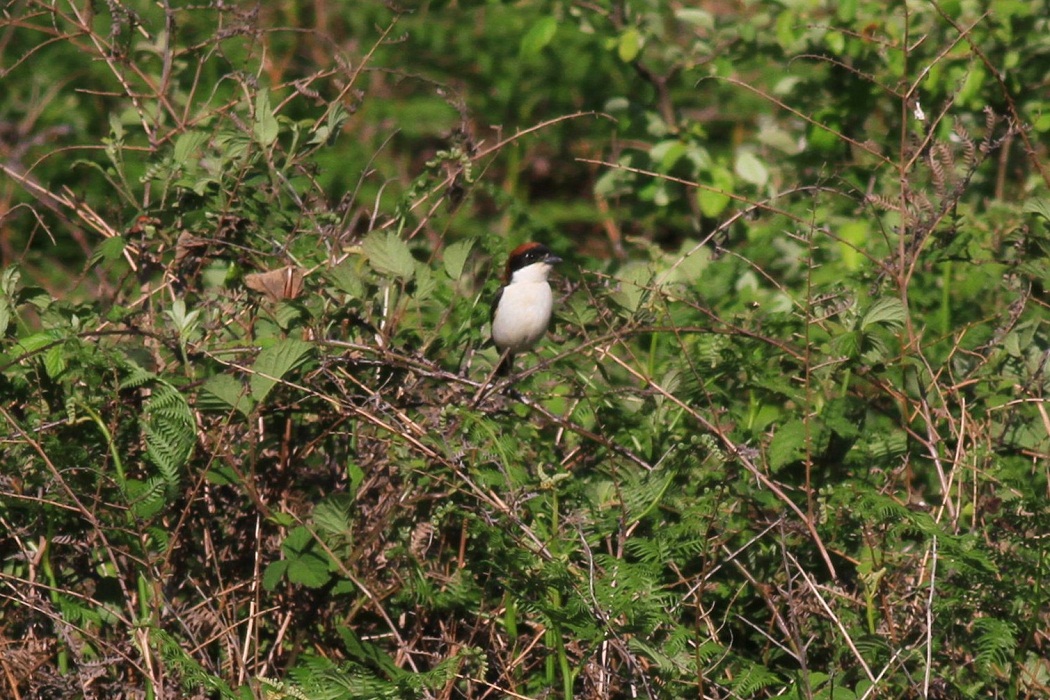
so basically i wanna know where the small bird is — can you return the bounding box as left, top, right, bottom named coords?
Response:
left=490, top=242, right=562, bottom=376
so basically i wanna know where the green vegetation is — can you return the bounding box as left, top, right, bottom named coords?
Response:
left=2, top=1, right=1049, bottom=698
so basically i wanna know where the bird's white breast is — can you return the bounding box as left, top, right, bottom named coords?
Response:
left=491, top=281, right=553, bottom=352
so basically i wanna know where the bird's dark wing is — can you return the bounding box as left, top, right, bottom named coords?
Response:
left=489, top=284, right=504, bottom=323
left=489, top=284, right=513, bottom=374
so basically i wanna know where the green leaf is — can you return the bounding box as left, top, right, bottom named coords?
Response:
left=651, top=140, right=687, bottom=170
left=108, top=112, right=125, bottom=141
left=250, top=338, right=314, bottom=403
left=617, top=27, right=643, bottom=62
left=206, top=464, right=242, bottom=487
left=142, top=382, right=195, bottom=493
left=200, top=374, right=254, bottom=416
left=0, top=266, right=20, bottom=297
left=262, top=560, right=288, bottom=591
left=281, top=526, right=332, bottom=589
left=734, top=150, right=769, bottom=187
left=775, top=9, right=800, bottom=51
left=362, top=231, right=416, bottom=280
left=443, top=239, right=474, bottom=279
left=309, top=103, right=348, bottom=146
left=347, top=460, right=364, bottom=498
left=164, top=299, right=201, bottom=339
left=675, top=8, right=713, bottom=29
left=44, top=344, right=67, bottom=379
left=173, top=131, right=209, bottom=166
left=1023, top=197, right=1050, bottom=223
left=287, top=554, right=331, bottom=588
left=973, top=617, right=1016, bottom=669
left=520, top=16, right=557, bottom=57
left=253, top=88, right=279, bottom=147
left=825, top=30, right=845, bottom=54
left=698, top=165, right=733, bottom=218
left=91, top=235, right=127, bottom=265
left=127, top=477, right=167, bottom=519
left=610, top=261, right=652, bottom=313
left=769, top=420, right=806, bottom=470
left=958, top=64, right=987, bottom=107
left=861, top=297, right=906, bottom=330
left=313, top=494, right=354, bottom=536
left=336, top=626, right=400, bottom=675
left=412, top=262, right=435, bottom=300
left=831, top=329, right=861, bottom=360
left=327, top=260, right=365, bottom=297
left=838, top=220, right=869, bottom=271
left=668, top=240, right=711, bottom=282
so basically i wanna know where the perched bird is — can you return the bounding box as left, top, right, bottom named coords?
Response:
left=490, top=242, right=562, bottom=376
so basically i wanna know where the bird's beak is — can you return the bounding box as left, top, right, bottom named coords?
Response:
left=546, top=254, right=562, bottom=265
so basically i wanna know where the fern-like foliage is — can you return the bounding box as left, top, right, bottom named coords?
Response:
left=152, top=628, right=236, bottom=698
left=852, top=493, right=996, bottom=575
left=275, top=649, right=476, bottom=700
left=972, top=617, right=1017, bottom=672
left=141, top=381, right=196, bottom=497
left=728, top=659, right=784, bottom=696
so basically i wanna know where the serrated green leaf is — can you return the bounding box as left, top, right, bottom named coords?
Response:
left=280, top=526, right=332, bottom=589
left=201, top=374, right=254, bottom=416
left=327, top=260, right=365, bottom=297
left=287, top=553, right=330, bottom=588
left=254, top=89, right=279, bottom=147
left=412, top=262, right=435, bottom=300
left=142, top=383, right=194, bottom=494
left=273, top=301, right=304, bottom=330
left=769, top=420, right=806, bottom=470
left=443, top=239, right=474, bottom=279
left=362, top=231, right=416, bottom=280
left=1023, top=197, right=1050, bottom=223
left=282, top=526, right=313, bottom=554
left=262, top=560, right=288, bottom=591
left=611, top=261, right=652, bottom=313
left=313, top=494, right=354, bottom=536
left=250, top=338, right=313, bottom=403
left=831, top=329, right=861, bottom=359
left=861, top=297, right=906, bottom=330
left=520, top=16, right=557, bottom=57
left=90, top=235, right=127, bottom=265
left=173, top=131, right=209, bottom=166
left=20, top=287, right=52, bottom=311
left=44, top=344, right=67, bottom=379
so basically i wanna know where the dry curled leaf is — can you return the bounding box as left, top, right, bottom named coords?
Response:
left=245, top=265, right=304, bottom=301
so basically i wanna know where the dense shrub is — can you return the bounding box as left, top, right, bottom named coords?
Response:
left=2, top=1, right=1049, bottom=698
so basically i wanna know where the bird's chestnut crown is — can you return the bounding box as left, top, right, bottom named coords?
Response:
left=504, top=242, right=561, bottom=280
